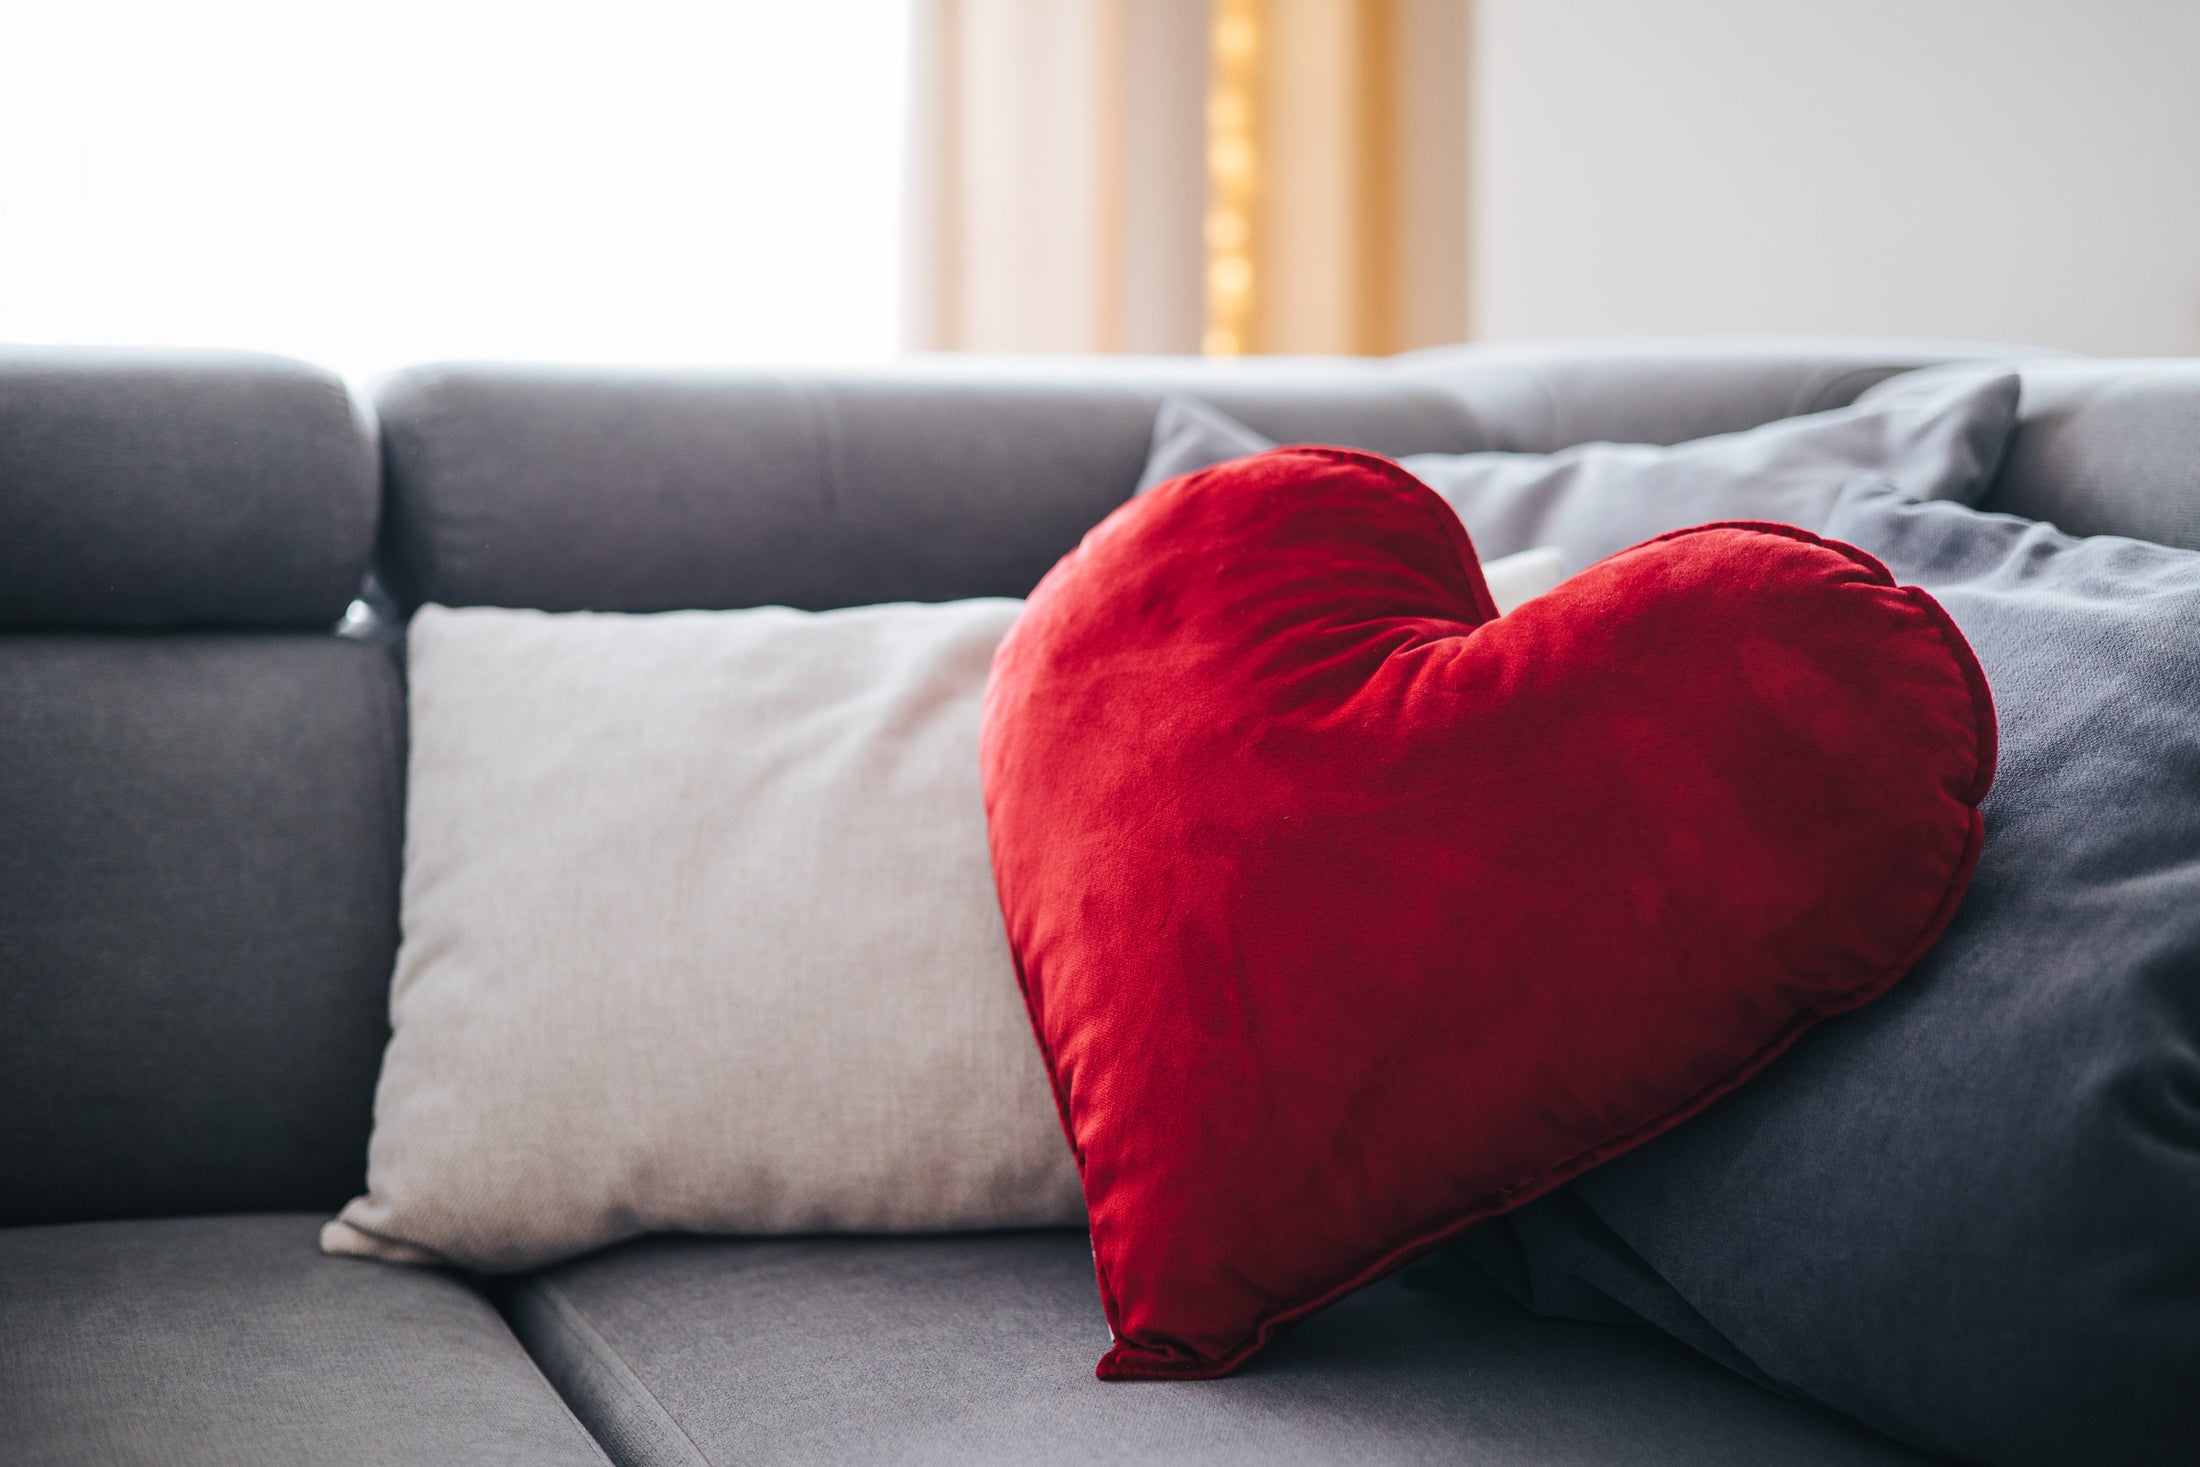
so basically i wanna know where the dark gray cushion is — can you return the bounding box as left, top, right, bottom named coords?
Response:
left=0, top=1214, right=608, bottom=1466
left=0, top=349, right=378, bottom=627
left=373, top=365, right=1489, bottom=613
left=500, top=1230, right=1930, bottom=1466
left=0, top=634, right=402, bottom=1226
left=1459, top=480, right=2200, bottom=1465
left=1135, top=372, right=2020, bottom=569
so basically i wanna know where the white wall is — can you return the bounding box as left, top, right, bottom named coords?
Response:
left=1471, top=0, right=2200, bottom=355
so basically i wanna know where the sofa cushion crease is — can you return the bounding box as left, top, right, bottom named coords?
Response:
left=499, top=1276, right=711, bottom=1467
left=497, top=1231, right=1935, bottom=1467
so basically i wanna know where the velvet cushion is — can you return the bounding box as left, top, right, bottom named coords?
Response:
left=1135, top=371, right=2018, bottom=571
left=1458, top=478, right=2200, bottom=1466
left=981, top=449, right=1994, bottom=1379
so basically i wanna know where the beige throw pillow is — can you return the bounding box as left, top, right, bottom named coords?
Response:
left=328, top=551, right=1564, bottom=1272
left=324, top=599, right=1084, bottom=1271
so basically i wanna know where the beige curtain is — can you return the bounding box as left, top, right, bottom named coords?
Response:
left=905, top=0, right=1469, bottom=357
left=903, top=0, right=1209, bottom=353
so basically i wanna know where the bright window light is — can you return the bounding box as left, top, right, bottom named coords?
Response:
left=0, top=1, right=911, bottom=381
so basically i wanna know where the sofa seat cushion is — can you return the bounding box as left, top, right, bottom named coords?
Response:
left=502, top=1231, right=1931, bottom=1466
left=0, top=1214, right=608, bottom=1467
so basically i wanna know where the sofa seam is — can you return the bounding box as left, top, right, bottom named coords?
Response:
left=529, top=1309, right=627, bottom=1467
left=378, top=372, right=448, bottom=610
left=516, top=1275, right=714, bottom=1467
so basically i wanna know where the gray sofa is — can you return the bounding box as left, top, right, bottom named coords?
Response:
left=4, top=338, right=2196, bottom=1465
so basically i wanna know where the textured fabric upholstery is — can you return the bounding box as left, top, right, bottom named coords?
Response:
left=372, top=363, right=1487, bottom=613
left=0, top=1214, right=609, bottom=1467
left=1390, top=336, right=2039, bottom=451
left=327, top=600, right=1083, bottom=1272
left=375, top=346, right=2200, bottom=623
left=373, top=342, right=2027, bottom=615
left=14, top=337, right=2196, bottom=1466
left=0, top=634, right=402, bottom=1226
left=0, top=349, right=377, bottom=627
left=1134, top=373, right=2018, bottom=569
left=1456, top=483, right=2200, bottom=1465
left=1921, top=361, right=2200, bottom=550
left=499, top=1231, right=1930, bottom=1466
left=1405, top=347, right=2200, bottom=553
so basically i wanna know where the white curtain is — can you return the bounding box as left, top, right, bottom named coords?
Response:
left=903, top=0, right=1208, bottom=353
left=904, top=0, right=1472, bottom=357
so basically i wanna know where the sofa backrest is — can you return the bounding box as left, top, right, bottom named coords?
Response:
left=373, top=340, right=2004, bottom=614
left=10, top=337, right=2196, bottom=1228
left=1967, top=360, right=2200, bottom=549
left=0, top=350, right=401, bottom=1227
left=1394, top=344, right=2200, bottom=551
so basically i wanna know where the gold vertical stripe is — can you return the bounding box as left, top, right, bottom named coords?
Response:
left=1204, top=0, right=1458, bottom=356
left=1353, top=0, right=1400, bottom=356
left=1203, top=0, right=1261, bottom=356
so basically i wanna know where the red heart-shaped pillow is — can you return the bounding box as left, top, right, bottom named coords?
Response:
left=982, top=448, right=1995, bottom=1380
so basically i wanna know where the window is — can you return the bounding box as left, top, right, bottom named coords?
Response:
left=0, top=1, right=910, bottom=381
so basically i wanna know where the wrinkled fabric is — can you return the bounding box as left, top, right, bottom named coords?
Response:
left=1134, top=372, right=2019, bottom=570
left=1460, top=480, right=2200, bottom=1466
left=981, top=448, right=1995, bottom=1379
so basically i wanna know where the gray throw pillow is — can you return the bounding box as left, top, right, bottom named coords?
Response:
left=1453, top=479, right=2200, bottom=1466
left=1135, top=372, right=2020, bottom=570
